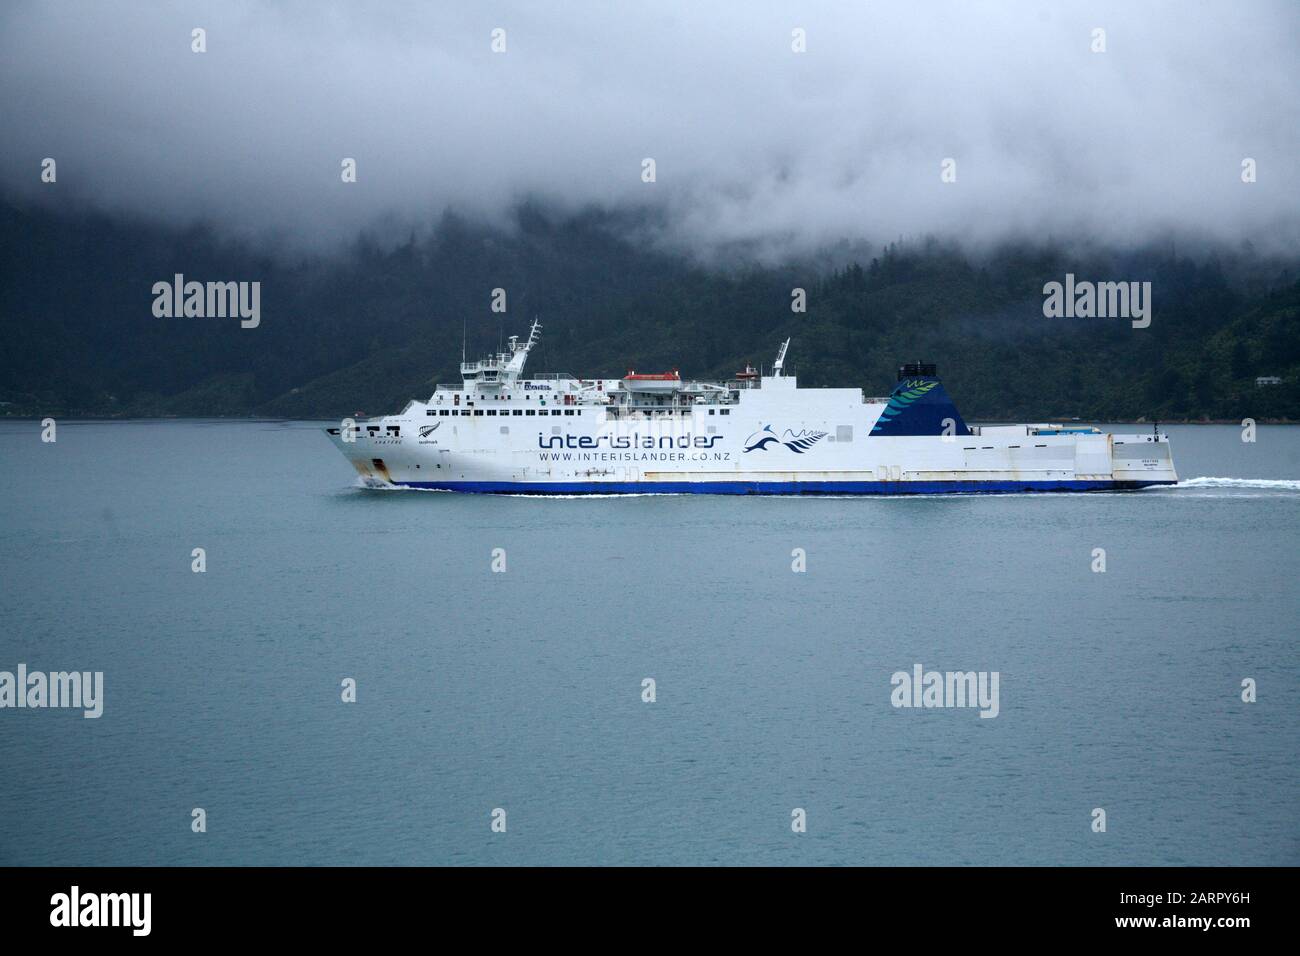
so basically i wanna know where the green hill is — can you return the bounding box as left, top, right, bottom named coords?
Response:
left=2, top=201, right=1296, bottom=421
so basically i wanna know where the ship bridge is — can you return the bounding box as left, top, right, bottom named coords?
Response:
left=433, top=326, right=808, bottom=418
left=457, top=318, right=543, bottom=390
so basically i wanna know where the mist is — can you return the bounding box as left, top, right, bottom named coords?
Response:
left=3, top=0, right=1298, bottom=258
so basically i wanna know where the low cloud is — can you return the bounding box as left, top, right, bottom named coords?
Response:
left=2, top=0, right=1297, bottom=257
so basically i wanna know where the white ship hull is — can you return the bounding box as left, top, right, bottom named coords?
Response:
left=324, top=325, right=1177, bottom=495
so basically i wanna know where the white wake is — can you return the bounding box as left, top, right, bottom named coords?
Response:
left=1178, top=477, right=1300, bottom=490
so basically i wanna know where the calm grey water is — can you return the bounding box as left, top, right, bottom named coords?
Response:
left=0, top=420, right=1296, bottom=866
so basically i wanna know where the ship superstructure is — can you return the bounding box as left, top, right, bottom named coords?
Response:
left=325, top=320, right=1177, bottom=494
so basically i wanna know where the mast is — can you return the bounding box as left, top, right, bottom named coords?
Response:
left=502, top=317, right=542, bottom=380
left=773, top=338, right=790, bottom=376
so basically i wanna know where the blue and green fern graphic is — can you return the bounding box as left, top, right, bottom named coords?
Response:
left=871, top=380, right=939, bottom=433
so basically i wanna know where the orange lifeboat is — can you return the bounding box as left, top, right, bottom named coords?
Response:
left=622, top=369, right=682, bottom=392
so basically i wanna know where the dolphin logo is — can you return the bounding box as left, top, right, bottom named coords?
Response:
left=743, top=425, right=782, bottom=452
left=743, top=425, right=827, bottom=453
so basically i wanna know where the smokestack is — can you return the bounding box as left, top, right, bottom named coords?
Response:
left=874, top=362, right=970, bottom=437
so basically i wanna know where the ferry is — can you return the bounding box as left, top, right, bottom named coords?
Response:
left=324, top=320, right=1177, bottom=494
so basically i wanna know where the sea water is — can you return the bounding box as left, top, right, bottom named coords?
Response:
left=0, top=421, right=1295, bottom=865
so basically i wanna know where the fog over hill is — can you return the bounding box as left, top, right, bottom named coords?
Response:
left=3, top=200, right=1298, bottom=421
left=1, top=2, right=1298, bottom=421
left=2, top=1, right=1298, bottom=257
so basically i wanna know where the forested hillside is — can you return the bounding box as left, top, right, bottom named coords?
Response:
left=2, top=201, right=1297, bottom=421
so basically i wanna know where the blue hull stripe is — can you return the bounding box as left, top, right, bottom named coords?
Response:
left=389, top=479, right=1175, bottom=495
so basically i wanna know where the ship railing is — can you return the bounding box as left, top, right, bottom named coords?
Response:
left=459, top=359, right=510, bottom=375
left=605, top=407, right=693, bottom=419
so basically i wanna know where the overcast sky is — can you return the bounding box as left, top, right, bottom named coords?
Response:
left=2, top=0, right=1297, bottom=257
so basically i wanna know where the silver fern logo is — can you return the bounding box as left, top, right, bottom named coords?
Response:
left=871, top=379, right=939, bottom=433
left=743, top=425, right=827, bottom=454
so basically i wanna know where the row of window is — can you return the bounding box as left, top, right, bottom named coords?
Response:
left=325, top=426, right=400, bottom=437
left=421, top=406, right=735, bottom=418
left=451, top=392, right=552, bottom=400
left=426, top=408, right=583, bottom=417
left=608, top=408, right=695, bottom=417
